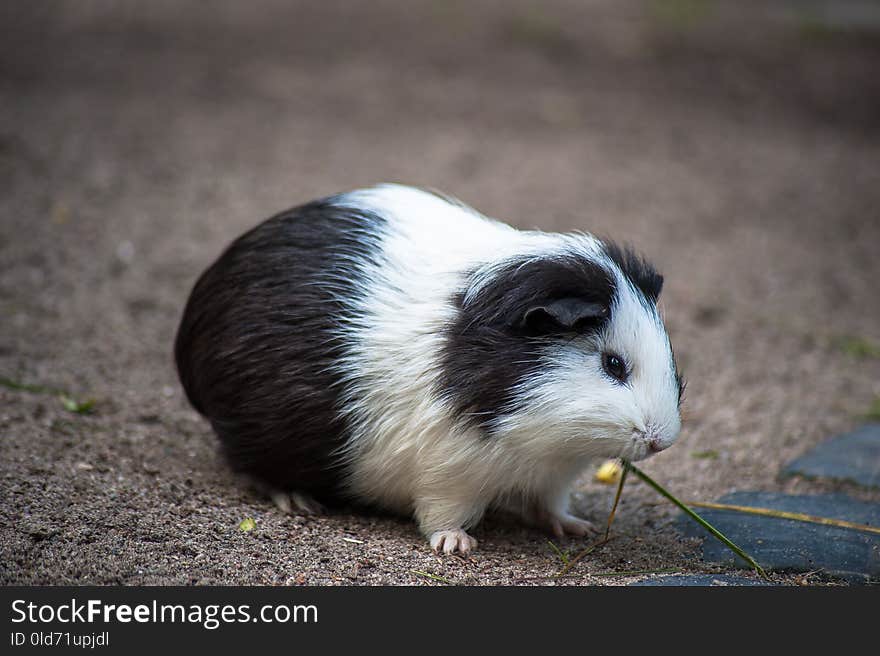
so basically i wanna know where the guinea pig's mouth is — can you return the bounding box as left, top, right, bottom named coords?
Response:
left=625, top=428, right=669, bottom=462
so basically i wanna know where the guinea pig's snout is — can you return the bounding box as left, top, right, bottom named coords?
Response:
left=636, top=425, right=673, bottom=456
left=648, top=437, right=667, bottom=454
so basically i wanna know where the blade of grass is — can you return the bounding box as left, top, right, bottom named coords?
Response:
left=688, top=501, right=880, bottom=536
left=593, top=567, right=680, bottom=577
left=556, top=535, right=613, bottom=577
left=625, top=462, right=768, bottom=579
left=0, top=376, right=60, bottom=395
left=410, top=570, right=453, bottom=585
left=547, top=540, right=570, bottom=565
left=59, top=395, right=95, bottom=414
left=605, top=459, right=629, bottom=540
left=1, top=376, right=95, bottom=415
left=514, top=567, right=679, bottom=582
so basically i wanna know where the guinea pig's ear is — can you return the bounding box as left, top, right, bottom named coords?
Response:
left=520, top=297, right=608, bottom=336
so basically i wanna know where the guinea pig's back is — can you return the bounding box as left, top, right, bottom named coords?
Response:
left=174, top=196, right=385, bottom=498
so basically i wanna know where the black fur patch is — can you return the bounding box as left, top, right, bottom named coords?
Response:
left=174, top=197, right=383, bottom=501
left=601, top=241, right=664, bottom=303
left=438, top=254, right=618, bottom=432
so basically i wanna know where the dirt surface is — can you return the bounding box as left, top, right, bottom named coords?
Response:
left=2, top=1, right=879, bottom=586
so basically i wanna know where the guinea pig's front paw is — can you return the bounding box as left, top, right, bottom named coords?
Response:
left=543, top=512, right=596, bottom=539
left=429, top=529, right=478, bottom=555
left=270, top=490, right=326, bottom=516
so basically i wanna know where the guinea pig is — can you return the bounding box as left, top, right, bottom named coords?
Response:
left=174, top=184, right=684, bottom=554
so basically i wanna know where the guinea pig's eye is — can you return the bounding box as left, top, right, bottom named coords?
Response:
left=602, top=352, right=628, bottom=384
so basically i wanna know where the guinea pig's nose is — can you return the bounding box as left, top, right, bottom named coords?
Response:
left=640, top=423, right=671, bottom=454
left=648, top=438, right=667, bottom=453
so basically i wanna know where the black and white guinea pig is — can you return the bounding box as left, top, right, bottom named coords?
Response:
left=175, top=184, right=684, bottom=554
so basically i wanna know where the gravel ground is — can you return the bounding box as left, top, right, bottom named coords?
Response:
left=2, top=1, right=879, bottom=585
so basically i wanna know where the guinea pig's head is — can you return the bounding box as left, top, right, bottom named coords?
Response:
left=440, top=239, right=683, bottom=463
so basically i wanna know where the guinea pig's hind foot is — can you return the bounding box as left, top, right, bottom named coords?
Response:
left=271, top=490, right=326, bottom=516
left=429, top=529, right=478, bottom=555
left=542, top=511, right=596, bottom=540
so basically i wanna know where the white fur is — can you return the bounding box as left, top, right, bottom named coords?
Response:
left=328, top=185, right=680, bottom=549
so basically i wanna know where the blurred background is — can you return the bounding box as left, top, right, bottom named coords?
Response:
left=1, top=1, right=879, bottom=584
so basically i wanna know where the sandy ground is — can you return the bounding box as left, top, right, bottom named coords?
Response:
left=1, top=1, right=879, bottom=585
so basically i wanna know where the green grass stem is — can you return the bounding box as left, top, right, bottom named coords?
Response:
left=625, top=462, right=768, bottom=579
